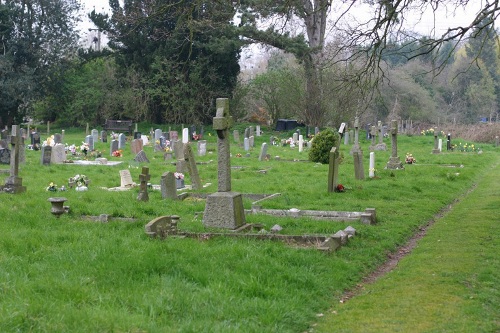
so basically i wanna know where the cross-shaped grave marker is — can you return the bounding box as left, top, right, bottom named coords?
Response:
left=202, top=98, right=246, bottom=229
left=137, top=166, right=151, bottom=201
left=3, top=125, right=26, bottom=193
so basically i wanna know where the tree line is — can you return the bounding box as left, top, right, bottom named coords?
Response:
left=1, top=0, right=499, bottom=128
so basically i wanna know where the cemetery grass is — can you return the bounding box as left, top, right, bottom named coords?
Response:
left=314, top=152, right=500, bottom=333
left=0, top=126, right=498, bottom=332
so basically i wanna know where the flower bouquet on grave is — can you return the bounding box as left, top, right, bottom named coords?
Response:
left=80, top=142, right=90, bottom=156
left=112, top=149, right=123, bottom=157
left=42, top=135, right=55, bottom=147
left=405, top=153, right=416, bottom=164
left=192, top=133, right=202, bottom=141
left=90, top=150, right=102, bottom=158
left=46, top=182, right=58, bottom=192
left=335, top=184, right=345, bottom=193
left=69, top=174, right=90, bottom=191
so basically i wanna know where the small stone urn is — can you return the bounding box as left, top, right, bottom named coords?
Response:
left=48, top=197, right=68, bottom=218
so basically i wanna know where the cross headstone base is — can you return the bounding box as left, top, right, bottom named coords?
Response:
left=385, top=157, right=404, bottom=170
left=3, top=176, right=26, bottom=193
left=203, top=192, right=246, bottom=229
left=432, top=148, right=441, bottom=154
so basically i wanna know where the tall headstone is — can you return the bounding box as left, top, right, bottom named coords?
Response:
left=256, top=125, right=261, bottom=136
left=258, top=143, right=268, bottom=161
left=438, top=138, right=443, bottom=152
left=298, top=135, right=304, bottom=153
left=110, top=140, right=119, bottom=156
left=101, top=130, right=108, bottom=143
left=3, top=125, right=26, bottom=193
left=233, top=130, right=240, bottom=143
left=136, top=166, right=150, bottom=201
left=170, top=131, right=178, bottom=142
left=249, top=126, right=254, bottom=138
left=369, top=125, right=377, bottom=151
left=203, top=98, right=246, bottom=229
left=161, top=172, right=177, bottom=200
left=249, top=135, right=255, bottom=148
left=353, top=151, right=365, bottom=180
left=385, top=120, right=404, bottom=169
left=91, top=129, right=98, bottom=143
left=86, top=135, right=94, bottom=151
left=61, top=130, right=65, bottom=144
left=447, top=133, right=452, bottom=151
left=292, top=132, right=298, bottom=142
left=182, top=128, right=189, bottom=143
left=244, top=137, right=250, bottom=151
left=118, top=133, right=126, bottom=149
left=244, top=127, right=250, bottom=139
left=174, top=140, right=186, bottom=173
left=197, top=140, right=207, bottom=156
left=184, top=143, right=202, bottom=190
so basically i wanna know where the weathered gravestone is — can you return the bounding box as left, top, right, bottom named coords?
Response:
left=350, top=116, right=362, bottom=155
left=50, top=144, right=66, bottom=164
left=203, top=98, right=246, bottom=229
left=110, top=140, right=119, bottom=156
left=249, top=135, right=255, bottom=148
left=0, top=147, right=10, bottom=164
left=375, top=121, right=387, bottom=151
left=154, top=129, right=162, bottom=142
left=85, top=135, right=94, bottom=151
left=369, top=126, right=377, bottom=151
left=183, top=143, right=202, bottom=190
left=3, top=125, right=26, bottom=193
left=101, top=130, right=107, bottom=143
left=54, top=133, right=62, bottom=144
left=91, top=129, right=98, bottom=143
left=119, top=169, right=135, bottom=188
left=170, top=131, right=178, bottom=142
left=328, top=146, right=341, bottom=193
left=31, top=132, right=41, bottom=150
left=258, top=143, right=268, bottom=161
left=174, top=140, right=186, bottom=173
left=244, top=137, right=250, bottom=151
left=385, top=120, right=404, bottom=169
left=197, top=140, right=207, bottom=157
left=137, top=166, right=150, bottom=201
left=432, top=130, right=441, bottom=154
left=161, top=171, right=177, bottom=200
left=134, top=150, right=150, bottom=163
left=145, top=215, right=179, bottom=238
left=41, top=146, right=52, bottom=165
left=353, top=150, right=365, bottom=180
left=233, top=130, right=240, bottom=143
left=131, top=139, right=143, bottom=154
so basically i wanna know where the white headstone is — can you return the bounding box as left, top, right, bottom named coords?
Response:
left=369, top=152, right=375, bottom=178
left=118, top=133, right=126, bottom=149
left=182, top=128, right=189, bottom=143
left=298, top=135, right=304, bottom=153
left=141, top=135, right=149, bottom=146
left=154, top=129, right=162, bottom=141
left=244, top=137, right=250, bottom=151
left=438, top=138, right=443, bottom=152
left=256, top=125, right=261, bottom=136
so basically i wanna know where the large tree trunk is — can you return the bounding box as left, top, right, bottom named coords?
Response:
left=303, top=56, right=324, bottom=127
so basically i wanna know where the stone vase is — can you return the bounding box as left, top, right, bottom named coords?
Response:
left=48, top=197, right=68, bottom=218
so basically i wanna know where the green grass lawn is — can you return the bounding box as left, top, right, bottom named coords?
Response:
left=0, top=124, right=498, bottom=332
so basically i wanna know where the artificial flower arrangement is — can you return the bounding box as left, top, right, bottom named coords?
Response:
left=46, top=182, right=58, bottom=192
left=192, top=133, right=202, bottom=141
left=80, top=142, right=90, bottom=155
left=42, top=135, right=55, bottom=147
left=174, top=172, right=184, bottom=180
left=66, top=144, right=77, bottom=155
left=405, top=153, right=416, bottom=164
left=69, top=174, right=89, bottom=188
left=112, top=150, right=123, bottom=157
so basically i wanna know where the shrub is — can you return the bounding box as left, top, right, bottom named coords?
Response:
left=308, top=128, right=340, bottom=164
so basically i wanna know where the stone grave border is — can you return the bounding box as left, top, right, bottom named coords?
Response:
left=145, top=215, right=357, bottom=252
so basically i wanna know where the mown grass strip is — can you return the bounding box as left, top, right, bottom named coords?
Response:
left=315, top=156, right=500, bottom=333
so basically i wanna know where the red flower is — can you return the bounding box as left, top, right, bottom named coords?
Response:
left=335, top=184, right=345, bottom=192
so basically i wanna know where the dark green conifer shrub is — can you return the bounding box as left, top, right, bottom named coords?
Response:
left=308, top=128, right=340, bottom=164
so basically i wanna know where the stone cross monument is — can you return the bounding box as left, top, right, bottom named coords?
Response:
left=350, top=116, right=361, bottom=155
left=203, top=98, right=246, bottom=229
left=385, top=120, right=404, bottom=169
left=3, top=125, right=26, bottom=193
left=137, top=166, right=151, bottom=201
